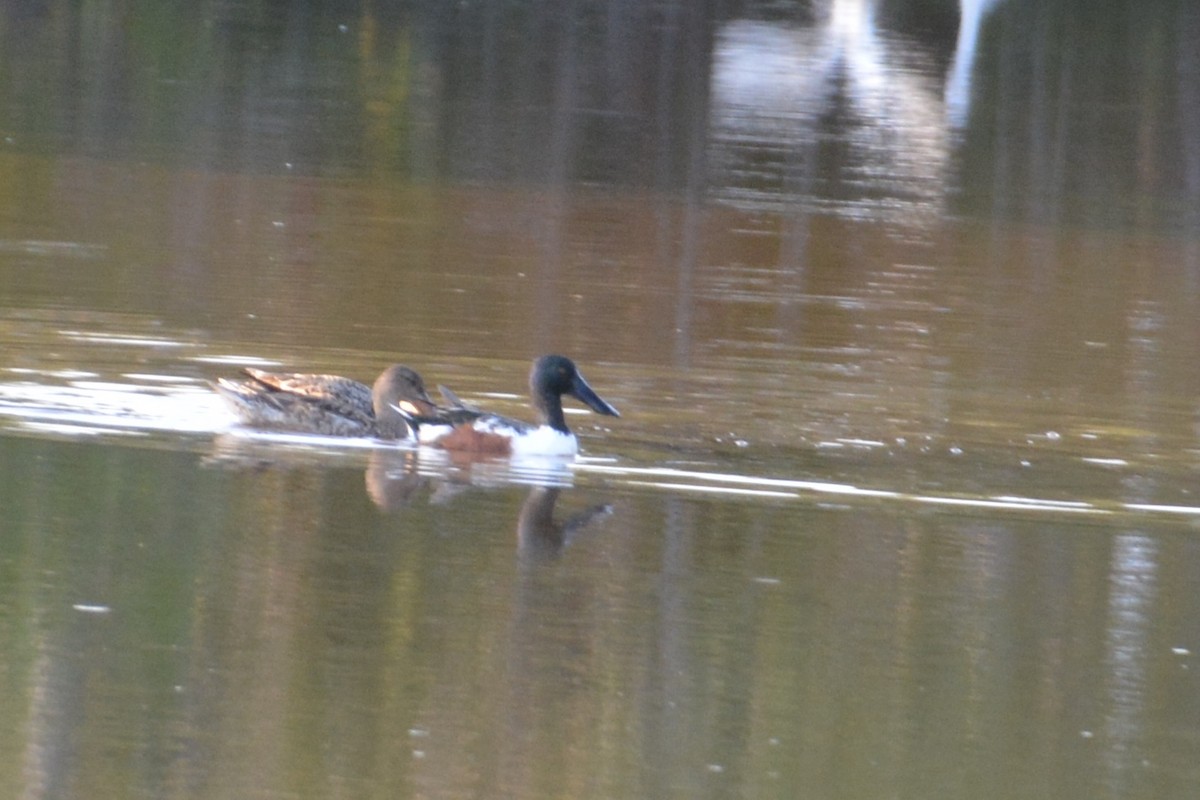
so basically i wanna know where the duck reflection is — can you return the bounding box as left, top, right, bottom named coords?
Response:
left=366, top=448, right=612, bottom=557
left=516, top=487, right=613, bottom=561
left=364, top=449, right=429, bottom=510
left=364, top=448, right=478, bottom=510
left=207, top=434, right=612, bottom=556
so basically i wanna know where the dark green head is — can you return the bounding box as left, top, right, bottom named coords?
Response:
left=530, top=354, right=620, bottom=432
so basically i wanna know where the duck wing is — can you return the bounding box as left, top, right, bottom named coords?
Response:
left=437, top=384, right=481, bottom=411
left=213, top=368, right=376, bottom=434
left=242, top=368, right=374, bottom=420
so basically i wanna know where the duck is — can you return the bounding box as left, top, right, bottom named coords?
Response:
left=214, top=364, right=444, bottom=440
left=408, top=355, right=620, bottom=456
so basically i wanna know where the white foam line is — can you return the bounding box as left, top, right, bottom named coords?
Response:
left=6, top=368, right=99, bottom=379
left=1122, top=503, right=1200, bottom=516
left=22, top=421, right=148, bottom=438
left=223, top=428, right=410, bottom=450
left=578, top=463, right=899, bottom=497
left=191, top=355, right=282, bottom=366
left=991, top=496, right=1096, bottom=510
left=580, top=463, right=1133, bottom=516
left=124, top=373, right=205, bottom=383
left=72, top=604, right=111, bottom=614
left=59, top=331, right=187, bottom=348
left=911, top=495, right=1107, bottom=514
left=71, top=380, right=168, bottom=393
left=638, top=481, right=799, bottom=499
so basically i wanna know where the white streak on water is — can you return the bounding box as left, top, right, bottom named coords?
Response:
left=22, top=422, right=145, bottom=437
left=570, top=462, right=1200, bottom=519
left=6, top=368, right=100, bottom=380
left=124, top=373, right=209, bottom=383
left=640, top=482, right=799, bottom=499
left=0, top=380, right=236, bottom=435
left=1121, top=503, right=1200, bottom=516
left=219, top=429, right=392, bottom=449
left=190, top=355, right=282, bottom=366
left=72, top=604, right=112, bottom=614
left=58, top=330, right=188, bottom=348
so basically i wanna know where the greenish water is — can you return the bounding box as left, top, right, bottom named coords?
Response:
left=2, top=1, right=1200, bottom=798
left=2, top=435, right=1198, bottom=798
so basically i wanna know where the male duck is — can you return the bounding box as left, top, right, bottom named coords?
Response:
left=215, top=364, right=444, bottom=440
left=409, top=355, right=620, bottom=456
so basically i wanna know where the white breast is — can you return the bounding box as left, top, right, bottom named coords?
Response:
left=509, top=425, right=578, bottom=457
left=416, top=423, right=454, bottom=444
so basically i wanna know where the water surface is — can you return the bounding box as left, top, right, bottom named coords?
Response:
left=2, top=1, right=1200, bottom=798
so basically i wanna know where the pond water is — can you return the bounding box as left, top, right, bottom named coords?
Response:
left=2, top=1, right=1200, bottom=798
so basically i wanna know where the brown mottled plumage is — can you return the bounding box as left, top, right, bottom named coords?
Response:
left=214, top=364, right=438, bottom=439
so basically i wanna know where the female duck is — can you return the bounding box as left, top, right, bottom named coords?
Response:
left=215, top=364, right=439, bottom=440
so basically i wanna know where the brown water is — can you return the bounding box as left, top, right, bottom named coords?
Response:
left=2, top=2, right=1200, bottom=798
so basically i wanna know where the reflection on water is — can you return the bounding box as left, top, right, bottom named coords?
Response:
left=711, top=12, right=950, bottom=224
left=946, top=0, right=1004, bottom=127
left=515, top=487, right=614, bottom=560
left=1102, top=534, right=1158, bottom=786
left=2, top=0, right=1200, bottom=798
left=3, top=435, right=1199, bottom=799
